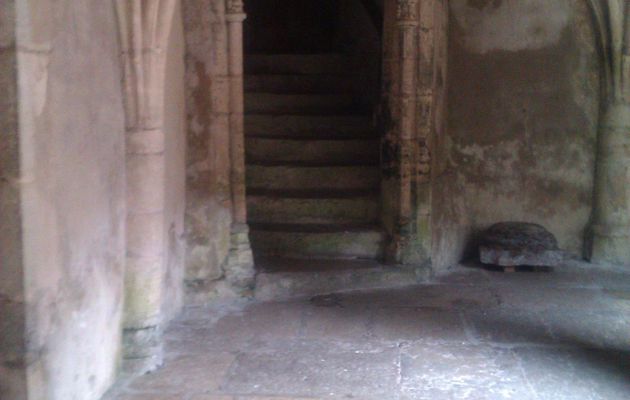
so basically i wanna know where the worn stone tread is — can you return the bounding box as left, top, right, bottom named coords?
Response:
left=245, top=114, right=373, bottom=136
left=246, top=188, right=379, bottom=199
left=245, top=73, right=355, bottom=94
left=246, top=164, right=380, bottom=190
left=249, top=222, right=381, bottom=233
left=245, top=53, right=354, bottom=75
left=247, top=159, right=379, bottom=167
left=246, top=137, right=379, bottom=164
left=245, top=93, right=367, bottom=115
left=246, top=134, right=378, bottom=141
left=247, top=193, right=379, bottom=224
left=254, top=255, right=386, bottom=273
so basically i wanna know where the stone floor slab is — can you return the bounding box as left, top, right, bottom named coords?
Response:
left=128, top=352, right=235, bottom=394
left=370, top=307, right=468, bottom=343
left=494, top=286, right=610, bottom=312
left=464, top=308, right=556, bottom=345
left=220, top=340, right=400, bottom=399
left=102, top=263, right=630, bottom=400
left=400, top=343, right=535, bottom=400
left=542, top=309, right=630, bottom=351
left=111, top=394, right=183, bottom=400
left=342, top=284, right=500, bottom=310
left=514, top=347, right=630, bottom=400
left=301, top=304, right=371, bottom=341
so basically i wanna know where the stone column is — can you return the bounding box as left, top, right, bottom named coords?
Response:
left=115, top=0, right=177, bottom=375
left=382, top=0, right=447, bottom=268
left=391, top=0, right=419, bottom=263
left=590, top=1, right=630, bottom=266
left=225, top=0, right=255, bottom=291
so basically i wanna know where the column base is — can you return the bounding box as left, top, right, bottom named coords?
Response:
left=590, top=225, right=630, bottom=266
left=385, top=233, right=431, bottom=267
left=122, top=325, right=164, bottom=376
left=225, top=223, right=256, bottom=293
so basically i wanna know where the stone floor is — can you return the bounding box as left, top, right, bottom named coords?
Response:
left=104, top=261, right=630, bottom=400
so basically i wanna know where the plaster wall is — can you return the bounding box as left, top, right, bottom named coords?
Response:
left=162, top=2, right=187, bottom=324
left=433, top=0, right=600, bottom=271
left=9, top=1, right=127, bottom=399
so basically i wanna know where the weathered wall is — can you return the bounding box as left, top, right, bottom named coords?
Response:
left=183, top=0, right=234, bottom=301
left=162, top=2, right=187, bottom=324
left=433, top=0, right=600, bottom=271
left=8, top=1, right=127, bottom=399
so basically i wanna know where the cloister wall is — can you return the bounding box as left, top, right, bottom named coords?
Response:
left=433, top=0, right=600, bottom=270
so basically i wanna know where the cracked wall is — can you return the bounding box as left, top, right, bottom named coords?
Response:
left=433, top=0, right=600, bottom=270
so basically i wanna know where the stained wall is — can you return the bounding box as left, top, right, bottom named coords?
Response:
left=432, top=0, right=600, bottom=271
left=8, top=1, right=127, bottom=399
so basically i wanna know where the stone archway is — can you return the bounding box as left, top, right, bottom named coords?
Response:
left=182, top=0, right=449, bottom=294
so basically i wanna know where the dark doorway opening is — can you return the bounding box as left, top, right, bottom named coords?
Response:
left=245, top=0, right=338, bottom=54
left=243, top=0, right=385, bottom=268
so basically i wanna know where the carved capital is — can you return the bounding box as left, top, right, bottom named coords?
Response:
left=226, top=0, right=244, bottom=14
left=397, top=0, right=419, bottom=22
left=623, top=55, right=630, bottom=103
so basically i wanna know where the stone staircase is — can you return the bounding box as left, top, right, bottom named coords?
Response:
left=244, top=54, right=385, bottom=261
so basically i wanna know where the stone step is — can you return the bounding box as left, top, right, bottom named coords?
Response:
left=245, top=54, right=353, bottom=75
left=245, top=137, right=380, bottom=164
left=245, top=74, right=354, bottom=94
left=246, top=163, right=380, bottom=191
left=245, top=114, right=373, bottom=137
left=254, top=256, right=421, bottom=301
left=245, top=93, right=363, bottom=114
left=249, top=223, right=386, bottom=259
left=247, top=189, right=380, bottom=225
